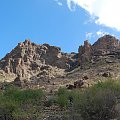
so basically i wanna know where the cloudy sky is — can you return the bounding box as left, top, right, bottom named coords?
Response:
left=0, top=0, right=120, bottom=58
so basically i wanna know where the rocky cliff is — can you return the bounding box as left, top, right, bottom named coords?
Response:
left=78, top=35, right=120, bottom=67
left=1, top=35, right=120, bottom=85
left=0, top=39, right=77, bottom=82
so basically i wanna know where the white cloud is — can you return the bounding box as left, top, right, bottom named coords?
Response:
left=66, top=0, right=120, bottom=31
left=67, top=0, right=77, bottom=11
left=57, top=2, right=63, bottom=6
left=96, top=30, right=109, bottom=37
left=55, top=0, right=63, bottom=6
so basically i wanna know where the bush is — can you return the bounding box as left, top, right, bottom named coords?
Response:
left=56, top=88, right=81, bottom=109
left=0, top=85, right=44, bottom=119
left=57, top=94, right=68, bottom=108
left=73, top=80, right=120, bottom=120
left=56, top=87, right=69, bottom=108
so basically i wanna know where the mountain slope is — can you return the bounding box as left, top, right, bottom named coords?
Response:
left=0, top=39, right=77, bottom=82
left=0, top=35, right=120, bottom=90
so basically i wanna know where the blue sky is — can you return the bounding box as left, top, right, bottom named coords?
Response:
left=0, top=0, right=120, bottom=59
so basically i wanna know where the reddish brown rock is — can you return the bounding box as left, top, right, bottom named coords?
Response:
left=78, top=40, right=92, bottom=65
left=1, top=34, right=120, bottom=83
left=0, top=39, right=76, bottom=81
left=78, top=35, right=120, bottom=66
left=92, top=35, right=120, bottom=56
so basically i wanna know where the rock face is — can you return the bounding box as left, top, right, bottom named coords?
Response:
left=92, top=35, right=120, bottom=55
left=78, top=40, right=92, bottom=64
left=1, top=34, right=120, bottom=83
left=78, top=35, right=120, bottom=65
left=0, top=39, right=77, bottom=81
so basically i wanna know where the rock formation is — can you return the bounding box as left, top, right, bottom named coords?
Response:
left=78, top=40, right=92, bottom=64
left=78, top=35, right=120, bottom=66
left=92, top=35, right=120, bottom=55
left=0, top=39, right=77, bottom=82
left=1, top=34, right=120, bottom=84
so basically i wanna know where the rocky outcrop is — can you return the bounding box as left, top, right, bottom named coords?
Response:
left=78, top=40, right=92, bottom=64
left=92, top=35, right=120, bottom=56
left=78, top=35, right=120, bottom=65
left=1, top=34, right=120, bottom=83
left=0, top=39, right=77, bottom=81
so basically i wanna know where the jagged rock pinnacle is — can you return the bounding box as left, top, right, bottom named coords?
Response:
left=0, top=40, right=77, bottom=81
left=0, top=35, right=120, bottom=82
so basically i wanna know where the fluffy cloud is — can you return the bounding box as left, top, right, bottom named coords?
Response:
left=66, top=0, right=120, bottom=31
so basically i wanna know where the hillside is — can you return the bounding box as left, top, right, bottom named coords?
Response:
left=0, top=35, right=120, bottom=120
left=0, top=35, right=120, bottom=91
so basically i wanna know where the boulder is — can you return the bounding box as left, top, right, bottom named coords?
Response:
left=66, top=84, right=74, bottom=89
left=102, top=72, right=111, bottom=77
left=74, top=80, right=84, bottom=88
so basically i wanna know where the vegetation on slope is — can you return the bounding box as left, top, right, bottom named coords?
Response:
left=0, top=85, right=43, bottom=120
left=0, top=79, right=120, bottom=120
left=55, top=80, right=120, bottom=120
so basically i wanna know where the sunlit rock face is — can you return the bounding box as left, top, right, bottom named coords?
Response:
left=92, top=35, right=120, bottom=56
left=78, top=40, right=92, bottom=64
left=1, top=35, right=120, bottom=82
left=78, top=35, right=120, bottom=65
left=0, top=39, right=77, bottom=80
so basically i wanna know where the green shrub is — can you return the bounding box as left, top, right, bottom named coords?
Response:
left=73, top=80, right=120, bottom=120
left=57, top=94, right=68, bottom=108
left=57, top=87, right=68, bottom=96
left=12, top=89, right=43, bottom=104
left=57, top=88, right=83, bottom=108
left=3, top=85, right=43, bottom=104
left=0, top=95, right=18, bottom=119
left=12, top=107, right=42, bottom=120
left=0, top=85, right=44, bottom=119
left=56, top=87, right=69, bottom=108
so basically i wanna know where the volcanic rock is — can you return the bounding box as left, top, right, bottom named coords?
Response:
left=0, top=39, right=77, bottom=82
left=78, top=35, right=120, bottom=66
left=1, top=34, right=120, bottom=86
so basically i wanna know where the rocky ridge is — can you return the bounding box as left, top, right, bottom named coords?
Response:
left=78, top=35, right=120, bottom=67
left=0, top=35, right=120, bottom=89
left=0, top=39, right=77, bottom=83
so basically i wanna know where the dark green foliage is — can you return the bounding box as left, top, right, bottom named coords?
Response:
left=55, top=80, right=120, bottom=120
left=73, top=80, right=120, bottom=120
left=56, top=87, right=70, bottom=108
left=0, top=80, right=120, bottom=120
left=0, top=85, right=44, bottom=119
